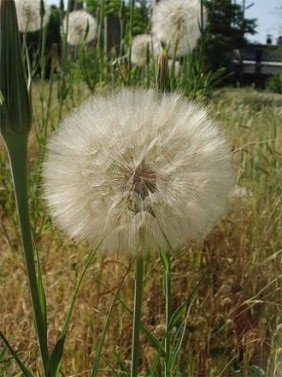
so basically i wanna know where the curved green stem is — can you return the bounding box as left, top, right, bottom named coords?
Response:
left=5, top=134, right=49, bottom=374
left=130, top=255, right=144, bottom=377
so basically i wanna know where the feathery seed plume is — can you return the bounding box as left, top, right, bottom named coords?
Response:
left=43, top=89, right=233, bottom=254
left=63, top=10, right=97, bottom=46
left=14, top=0, right=50, bottom=33
left=131, top=34, right=161, bottom=67
left=151, top=0, right=206, bottom=57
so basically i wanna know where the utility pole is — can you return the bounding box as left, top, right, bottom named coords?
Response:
left=241, top=0, right=254, bottom=40
left=242, top=0, right=254, bottom=19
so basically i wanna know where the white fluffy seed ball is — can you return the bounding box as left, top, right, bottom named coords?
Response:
left=151, top=0, right=206, bottom=57
left=63, top=10, right=97, bottom=46
left=43, top=89, right=233, bottom=255
left=131, top=34, right=161, bottom=67
left=14, top=0, right=50, bottom=33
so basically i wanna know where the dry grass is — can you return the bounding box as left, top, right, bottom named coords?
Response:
left=0, top=86, right=281, bottom=377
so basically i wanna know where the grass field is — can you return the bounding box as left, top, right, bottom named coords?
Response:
left=0, top=86, right=281, bottom=377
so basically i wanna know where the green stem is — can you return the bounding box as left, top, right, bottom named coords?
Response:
left=130, top=255, right=144, bottom=377
left=22, top=33, right=32, bottom=93
left=5, top=134, right=49, bottom=374
left=163, top=250, right=171, bottom=377
left=128, top=0, right=135, bottom=74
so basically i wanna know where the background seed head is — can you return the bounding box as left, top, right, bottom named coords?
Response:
left=151, top=0, right=207, bottom=57
left=14, top=0, right=50, bottom=33
left=63, top=10, right=97, bottom=46
left=131, top=34, right=161, bottom=67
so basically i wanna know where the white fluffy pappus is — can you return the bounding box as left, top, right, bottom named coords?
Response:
left=151, top=0, right=206, bottom=57
left=14, top=0, right=50, bottom=33
left=131, top=34, right=161, bottom=67
left=43, top=89, right=233, bottom=255
left=63, top=10, right=97, bottom=46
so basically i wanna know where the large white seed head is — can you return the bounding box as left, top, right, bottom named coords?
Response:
left=43, top=89, right=233, bottom=255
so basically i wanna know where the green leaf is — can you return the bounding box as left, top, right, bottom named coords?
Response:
left=0, top=331, right=33, bottom=377
left=168, top=301, right=187, bottom=329
left=114, top=351, right=130, bottom=375
left=159, top=250, right=170, bottom=272
left=50, top=240, right=104, bottom=377
left=141, top=326, right=165, bottom=357
left=35, top=245, right=48, bottom=336
left=47, top=336, right=66, bottom=376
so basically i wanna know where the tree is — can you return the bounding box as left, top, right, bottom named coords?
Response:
left=203, top=0, right=257, bottom=70
left=84, top=0, right=150, bottom=54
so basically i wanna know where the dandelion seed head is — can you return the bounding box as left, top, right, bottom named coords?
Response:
left=43, top=89, right=233, bottom=254
left=131, top=34, right=161, bottom=67
left=151, top=0, right=206, bottom=57
left=63, top=10, right=97, bottom=46
left=14, top=0, right=50, bottom=33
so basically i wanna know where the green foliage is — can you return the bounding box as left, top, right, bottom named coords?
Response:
left=204, top=0, right=257, bottom=70
left=266, top=74, right=282, bottom=94
left=85, top=0, right=149, bottom=36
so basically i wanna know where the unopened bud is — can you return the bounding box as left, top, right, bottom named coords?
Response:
left=0, top=0, right=32, bottom=138
left=156, top=47, right=171, bottom=93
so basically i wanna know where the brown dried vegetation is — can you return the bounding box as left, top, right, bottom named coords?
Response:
left=0, top=88, right=281, bottom=376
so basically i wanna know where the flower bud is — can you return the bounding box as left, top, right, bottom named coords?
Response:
left=0, top=0, right=32, bottom=138
left=156, top=47, right=171, bottom=92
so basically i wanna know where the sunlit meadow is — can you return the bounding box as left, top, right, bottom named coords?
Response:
left=0, top=0, right=281, bottom=376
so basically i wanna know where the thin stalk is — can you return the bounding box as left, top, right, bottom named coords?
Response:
left=5, top=134, right=49, bottom=374
left=40, top=29, right=47, bottom=80
left=130, top=255, right=144, bottom=377
left=91, top=262, right=133, bottom=377
left=39, top=0, right=48, bottom=81
left=22, top=33, right=32, bottom=93
left=163, top=250, right=171, bottom=376
left=155, top=217, right=174, bottom=376
left=128, top=0, right=135, bottom=74
left=118, top=0, right=124, bottom=58
left=97, top=0, right=105, bottom=81
left=58, top=0, right=71, bottom=122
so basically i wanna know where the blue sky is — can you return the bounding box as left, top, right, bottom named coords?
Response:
left=245, top=0, right=282, bottom=43
left=48, top=0, right=282, bottom=44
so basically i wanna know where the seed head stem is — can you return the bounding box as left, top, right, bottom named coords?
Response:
left=130, top=254, right=144, bottom=377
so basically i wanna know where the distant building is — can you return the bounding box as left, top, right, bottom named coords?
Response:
left=230, top=43, right=282, bottom=88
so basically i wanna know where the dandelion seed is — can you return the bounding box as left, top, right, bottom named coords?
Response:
left=14, top=0, right=50, bottom=33
left=151, top=0, right=206, bottom=57
left=43, top=89, right=233, bottom=254
left=63, top=10, right=97, bottom=46
left=130, top=34, right=160, bottom=67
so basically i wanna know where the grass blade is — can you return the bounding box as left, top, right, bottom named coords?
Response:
left=0, top=331, right=33, bottom=377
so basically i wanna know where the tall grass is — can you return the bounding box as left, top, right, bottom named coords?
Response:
left=1, top=85, right=281, bottom=376
left=0, top=0, right=281, bottom=376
